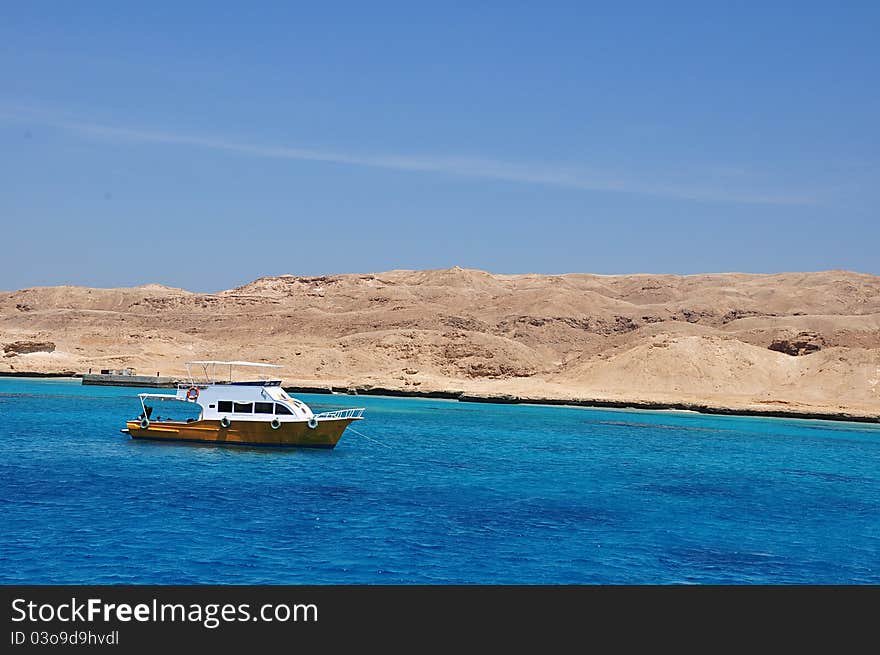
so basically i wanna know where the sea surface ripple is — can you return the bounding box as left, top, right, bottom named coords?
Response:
left=1, top=378, right=878, bottom=584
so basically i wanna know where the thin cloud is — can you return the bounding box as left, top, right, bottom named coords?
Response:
left=0, top=106, right=813, bottom=205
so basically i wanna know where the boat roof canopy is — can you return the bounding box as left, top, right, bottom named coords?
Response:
left=184, top=360, right=284, bottom=385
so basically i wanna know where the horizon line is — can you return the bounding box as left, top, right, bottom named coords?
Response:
left=2, top=266, right=874, bottom=295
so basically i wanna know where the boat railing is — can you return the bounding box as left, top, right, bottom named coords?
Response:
left=176, top=380, right=281, bottom=391
left=314, top=408, right=365, bottom=420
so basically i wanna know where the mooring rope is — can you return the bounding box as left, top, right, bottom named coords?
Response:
left=347, top=426, right=393, bottom=449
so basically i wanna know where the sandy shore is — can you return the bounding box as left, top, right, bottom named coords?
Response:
left=3, top=370, right=876, bottom=424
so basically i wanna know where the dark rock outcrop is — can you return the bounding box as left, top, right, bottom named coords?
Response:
left=768, top=332, right=824, bottom=356
left=3, top=340, right=56, bottom=356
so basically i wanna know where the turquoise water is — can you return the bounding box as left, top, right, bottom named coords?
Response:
left=1, top=377, right=878, bottom=584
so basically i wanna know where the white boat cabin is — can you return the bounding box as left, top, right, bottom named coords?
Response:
left=138, top=360, right=319, bottom=423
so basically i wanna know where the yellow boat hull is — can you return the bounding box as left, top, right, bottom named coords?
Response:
left=125, top=418, right=358, bottom=448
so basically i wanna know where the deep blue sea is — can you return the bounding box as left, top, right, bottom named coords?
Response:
left=1, top=377, right=878, bottom=584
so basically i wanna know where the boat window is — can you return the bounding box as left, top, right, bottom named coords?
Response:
left=233, top=402, right=253, bottom=413
left=218, top=401, right=233, bottom=413
left=275, top=403, right=293, bottom=415
left=254, top=402, right=274, bottom=414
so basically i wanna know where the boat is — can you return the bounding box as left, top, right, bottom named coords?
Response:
left=120, top=360, right=365, bottom=448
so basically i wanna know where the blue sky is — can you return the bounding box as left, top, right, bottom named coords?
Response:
left=1, top=2, right=878, bottom=291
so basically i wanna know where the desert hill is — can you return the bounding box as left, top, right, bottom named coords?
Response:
left=2, top=267, right=879, bottom=418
